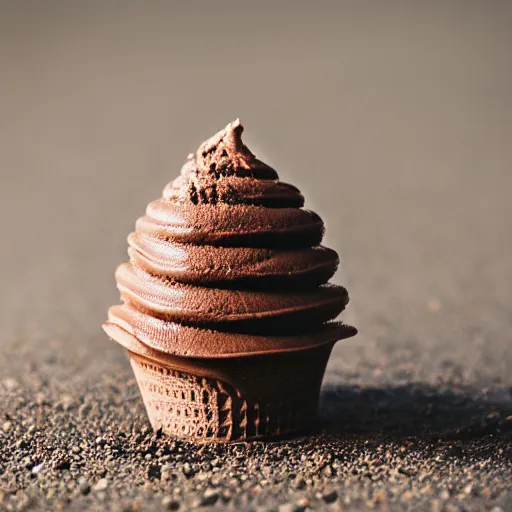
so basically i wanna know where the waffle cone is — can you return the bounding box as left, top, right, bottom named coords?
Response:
left=127, top=343, right=333, bottom=442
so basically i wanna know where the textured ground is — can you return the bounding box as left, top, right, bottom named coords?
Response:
left=1, top=2, right=512, bottom=511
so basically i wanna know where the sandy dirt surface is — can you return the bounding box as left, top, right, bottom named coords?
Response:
left=1, top=2, right=511, bottom=510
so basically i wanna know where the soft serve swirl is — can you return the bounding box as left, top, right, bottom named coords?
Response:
left=107, top=120, right=354, bottom=357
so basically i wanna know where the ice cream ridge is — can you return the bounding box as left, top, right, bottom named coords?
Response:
left=103, top=119, right=357, bottom=442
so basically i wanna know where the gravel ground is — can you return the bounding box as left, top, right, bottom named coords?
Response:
left=1, top=2, right=512, bottom=511
left=1, top=357, right=511, bottom=511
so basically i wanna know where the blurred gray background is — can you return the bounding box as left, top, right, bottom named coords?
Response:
left=1, top=0, right=511, bottom=388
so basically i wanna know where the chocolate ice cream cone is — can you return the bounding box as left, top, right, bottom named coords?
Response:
left=128, top=345, right=331, bottom=442
left=103, top=120, right=357, bottom=442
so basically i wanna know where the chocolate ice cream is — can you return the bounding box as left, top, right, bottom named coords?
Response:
left=103, top=120, right=356, bottom=441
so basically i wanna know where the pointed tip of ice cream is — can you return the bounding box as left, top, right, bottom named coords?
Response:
left=195, top=119, right=256, bottom=174
left=166, top=120, right=285, bottom=203
left=169, top=120, right=279, bottom=190
left=223, top=119, right=240, bottom=144
left=228, top=118, right=241, bottom=129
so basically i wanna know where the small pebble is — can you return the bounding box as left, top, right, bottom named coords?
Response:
left=78, top=480, right=91, bottom=495
left=200, top=488, right=219, bottom=506
left=182, top=463, right=193, bottom=476
left=322, top=490, right=338, bottom=503
left=294, top=477, right=306, bottom=490
left=93, top=479, right=108, bottom=492
left=31, top=463, right=44, bottom=474
left=295, top=498, right=311, bottom=512
left=323, top=464, right=333, bottom=477
left=2, top=378, right=18, bottom=390
left=439, top=490, right=450, bottom=500
left=162, top=496, right=180, bottom=510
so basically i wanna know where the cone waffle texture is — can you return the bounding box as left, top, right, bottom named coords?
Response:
left=129, top=344, right=332, bottom=442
